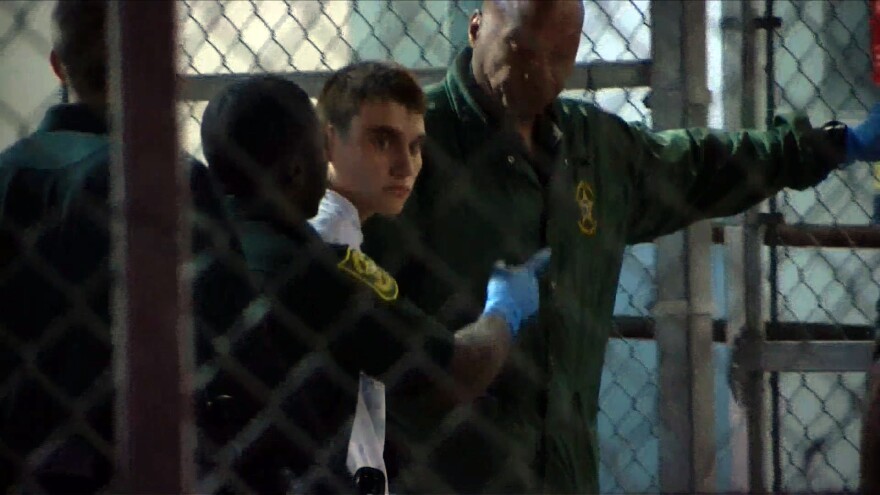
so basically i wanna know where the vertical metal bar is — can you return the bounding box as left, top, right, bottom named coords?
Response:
left=743, top=209, right=771, bottom=495
left=651, top=1, right=715, bottom=492
left=682, top=3, right=716, bottom=491
left=720, top=3, right=749, bottom=490
left=723, top=224, right=749, bottom=493
left=723, top=1, right=772, bottom=492
left=107, top=1, right=193, bottom=493
left=761, top=0, right=783, bottom=491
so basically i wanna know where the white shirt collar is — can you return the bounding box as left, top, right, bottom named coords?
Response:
left=308, top=189, right=363, bottom=250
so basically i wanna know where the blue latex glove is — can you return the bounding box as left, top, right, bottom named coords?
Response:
left=482, top=248, right=551, bottom=337
left=846, top=103, right=880, bottom=164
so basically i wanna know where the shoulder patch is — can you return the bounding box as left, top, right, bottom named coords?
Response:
left=337, top=248, right=399, bottom=302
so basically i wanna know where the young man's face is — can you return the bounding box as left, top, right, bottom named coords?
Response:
left=327, top=100, right=425, bottom=218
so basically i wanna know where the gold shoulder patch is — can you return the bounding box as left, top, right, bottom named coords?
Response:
left=337, top=248, right=399, bottom=302
left=575, top=180, right=597, bottom=236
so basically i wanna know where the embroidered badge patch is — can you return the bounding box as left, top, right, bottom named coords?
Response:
left=337, top=248, right=399, bottom=301
left=575, top=180, right=597, bottom=236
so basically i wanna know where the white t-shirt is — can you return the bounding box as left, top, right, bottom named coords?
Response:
left=308, top=189, right=363, bottom=250
left=308, top=189, right=388, bottom=493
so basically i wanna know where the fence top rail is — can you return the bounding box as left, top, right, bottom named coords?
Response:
left=179, top=60, right=652, bottom=101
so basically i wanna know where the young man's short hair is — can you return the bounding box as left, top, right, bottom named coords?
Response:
left=201, top=75, right=318, bottom=198
left=317, top=61, right=425, bottom=135
left=52, top=0, right=108, bottom=100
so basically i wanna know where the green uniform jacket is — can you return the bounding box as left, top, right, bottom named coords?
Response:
left=0, top=104, right=255, bottom=493
left=209, top=201, right=456, bottom=493
left=362, top=48, right=845, bottom=493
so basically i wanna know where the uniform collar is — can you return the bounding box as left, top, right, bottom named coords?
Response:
left=225, top=195, right=322, bottom=242
left=445, top=48, right=564, bottom=156
left=38, top=104, right=108, bottom=135
left=446, top=47, right=494, bottom=127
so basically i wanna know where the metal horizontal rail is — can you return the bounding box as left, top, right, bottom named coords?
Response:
left=743, top=341, right=874, bottom=372
left=179, top=60, right=652, bottom=101
left=614, top=317, right=874, bottom=372
left=614, top=316, right=875, bottom=342
left=711, top=223, right=880, bottom=248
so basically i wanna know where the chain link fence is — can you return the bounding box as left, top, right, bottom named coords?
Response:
left=0, top=1, right=664, bottom=491
left=177, top=1, right=661, bottom=492
left=2, top=0, right=876, bottom=493
left=767, top=0, right=877, bottom=491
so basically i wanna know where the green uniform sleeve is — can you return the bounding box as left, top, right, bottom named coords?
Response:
left=326, top=296, right=454, bottom=379
left=614, top=111, right=844, bottom=244
left=328, top=248, right=454, bottom=379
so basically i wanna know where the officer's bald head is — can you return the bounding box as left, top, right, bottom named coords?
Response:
left=480, top=0, right=583, bottom=28
left=468, top=0, right=583, bottom=120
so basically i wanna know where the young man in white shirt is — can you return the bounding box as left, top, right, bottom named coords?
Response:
left=308, top=62, right=548, bottom=491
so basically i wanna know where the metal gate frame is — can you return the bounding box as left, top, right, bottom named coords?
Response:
left=722, top=1, right=877, bottom=492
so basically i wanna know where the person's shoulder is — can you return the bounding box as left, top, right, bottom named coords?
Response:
left=556, top=96, right=619, bottom=124
left=556, top=96, right=638, bottom=139
left=333, top=247, right=400, bottom=303
left=0, top=131, right=108, bottom=172
left=0, top=131, right=110, bottom=213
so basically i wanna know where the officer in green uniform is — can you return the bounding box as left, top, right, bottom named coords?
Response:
left=362, top=1, right=880, bottom=492
left=0, top=1, right=257, bottom=492
left=199, top=75, right=549, bottom=493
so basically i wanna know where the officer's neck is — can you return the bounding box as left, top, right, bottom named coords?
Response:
left=514, top=119, right=536, bottom=155
left=67, top=89, right=107, bottom=120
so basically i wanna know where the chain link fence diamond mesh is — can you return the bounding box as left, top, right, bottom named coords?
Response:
left=177, top=2, right=660, bottom=491
left=767, top=0, right=876, bottom=491
left=4, top=0, right=875, bottom=493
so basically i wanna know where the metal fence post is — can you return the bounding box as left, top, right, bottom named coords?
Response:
left=107, top=1, right=193, bottom=492
left=722, top=0, right=771, bottom=492
left=651, top=1, right=716, bottom=492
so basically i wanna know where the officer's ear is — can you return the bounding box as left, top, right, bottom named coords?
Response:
left=468, top=9, right=482, bottom=46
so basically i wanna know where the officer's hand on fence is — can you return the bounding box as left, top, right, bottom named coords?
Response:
left=846, top=103, right=880, bottom=164
left=482, top=248, right=551, bottom=337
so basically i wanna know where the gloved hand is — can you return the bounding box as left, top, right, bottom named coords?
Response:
left=482, top=248, right=551, bottom=337
left=846, top=103, right=880, bottom=164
